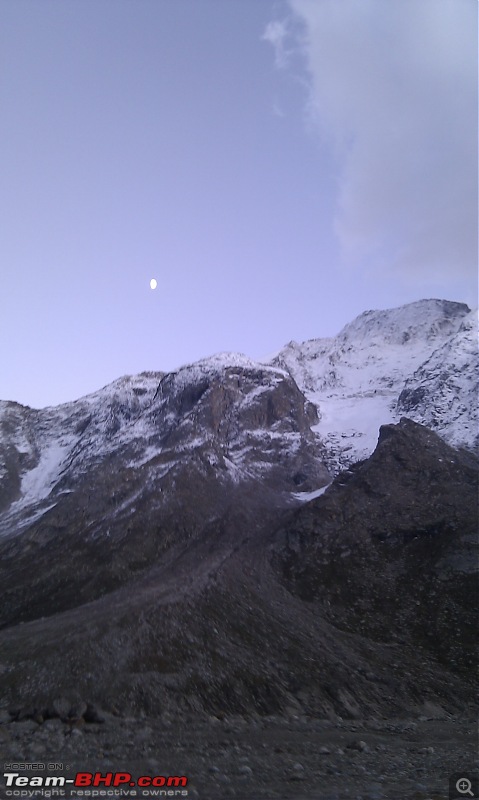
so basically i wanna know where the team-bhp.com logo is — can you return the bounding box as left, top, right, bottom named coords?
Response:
left=3, top=771, right=189, bottom=797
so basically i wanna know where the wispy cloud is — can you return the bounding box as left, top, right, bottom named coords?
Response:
left=262, top=19, right=290, bottom=69
left=265, top=0, right=477, bottom=293
left=272, top=100, right=285, bottom=118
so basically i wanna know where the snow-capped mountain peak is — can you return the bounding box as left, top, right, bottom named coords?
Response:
left=336, top=299, right=469, bottom=347
left=265, top=299, right=477, bottom=471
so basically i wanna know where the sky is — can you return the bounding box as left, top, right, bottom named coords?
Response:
left=1, top=0, right=477, bottom=409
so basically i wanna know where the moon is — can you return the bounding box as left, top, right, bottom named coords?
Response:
left=150, top=278, right=157, bottom=290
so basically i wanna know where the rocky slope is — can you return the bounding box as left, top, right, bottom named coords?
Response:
left=272, top=418, right=478, bottom=678
left=0, top=419, right=476, bottom=718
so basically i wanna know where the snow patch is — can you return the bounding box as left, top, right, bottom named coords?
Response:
left=292, top=483, right=332, bottom=502
left=12, top=440, right=74, bottom=508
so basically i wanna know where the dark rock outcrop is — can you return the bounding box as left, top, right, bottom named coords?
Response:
left=272, top=418, right=478, bottom=676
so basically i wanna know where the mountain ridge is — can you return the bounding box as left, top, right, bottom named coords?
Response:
left=1, top=298, right=476, bottom=536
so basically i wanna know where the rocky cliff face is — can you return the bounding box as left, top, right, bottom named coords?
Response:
left=0, top=356, right=328, bottom=536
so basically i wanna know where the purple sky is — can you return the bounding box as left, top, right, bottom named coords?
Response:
left=1, top=0, right=477, bottom=409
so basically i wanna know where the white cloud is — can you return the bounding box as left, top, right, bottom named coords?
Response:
left=262, top=19, right=290, bottom=69
left=271, top=0, right=478, bottom=292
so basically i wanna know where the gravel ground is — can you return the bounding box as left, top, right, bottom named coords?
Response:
left=1, top=712, right=477, bottom=800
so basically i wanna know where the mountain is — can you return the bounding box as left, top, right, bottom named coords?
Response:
left=1, top=299, right=476, bottom=537
left=267, top=299, right=477, bottom=472
left=0, top=356, right=329, bottom=627
left=0, top=299, right=477, bottom=798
